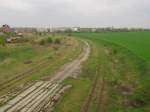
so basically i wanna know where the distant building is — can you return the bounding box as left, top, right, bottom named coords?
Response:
left=1, top=24, right=12, bottom=33
left=13, top=27, right=37, bottom=33
left=50, top=27, right=79, bottom=32
left=71, top=27, right=79, bottom=32
left=79, top=28, right=93, bottom=32
left=50, top=27, right=69, bottom=32
left=36, top=28, right=49, bottom=32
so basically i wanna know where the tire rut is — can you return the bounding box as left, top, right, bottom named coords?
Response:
left=81, top=64, right=107, bottom=112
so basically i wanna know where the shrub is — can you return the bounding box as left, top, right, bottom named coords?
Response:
left=54, top=38, right=61, bottom=44
left=14, top=37, right=29, bottom=43
left=47, top=37, right=53, bottom=43
left=0, top=36, right=6, bottom=46
left=39, top=39, right=46, bottom=45
left=67, top=33, right=72, bottom=36
left=113, top=49, right=118, bottom=55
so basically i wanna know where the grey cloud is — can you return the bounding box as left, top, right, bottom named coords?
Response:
left=0, top=0, right=150, bottom=28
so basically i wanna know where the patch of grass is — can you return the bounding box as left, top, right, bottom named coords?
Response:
left=55, top=78, right=91, bottom=112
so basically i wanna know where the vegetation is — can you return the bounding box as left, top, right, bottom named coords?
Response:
left=39, top=39, right=46, bottom=45
left=0, top=31, right=150, bottom=112
left=0, top=34, right=83, bottom=96
left=47, top=37, right=53, bottom=43
left=54, top=38, right=61, bottom=44
left=39, top=37, right=61, bottom=45
left=0, top=35, right=6, bottom=46
left=74, top=32, right=150, bottom=61
left=55, top=32, right=150, bottom=112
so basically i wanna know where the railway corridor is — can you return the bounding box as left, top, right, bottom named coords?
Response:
left=0, top=41, right=90, bottom=112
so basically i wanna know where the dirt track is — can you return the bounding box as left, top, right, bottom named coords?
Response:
left=0, top=41, right=90, bottom=112
left=50, top=41, right=90, bottom=83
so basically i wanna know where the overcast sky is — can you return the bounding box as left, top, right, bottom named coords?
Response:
left=0, top=0, right=150, bottom=28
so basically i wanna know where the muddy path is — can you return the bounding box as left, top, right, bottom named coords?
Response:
left=0, top=40, right=90, bottom=112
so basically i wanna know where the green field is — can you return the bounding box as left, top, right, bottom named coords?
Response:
left=74, top=32, right=150, bottom=61
left=55, top=32, right=150, bottom=112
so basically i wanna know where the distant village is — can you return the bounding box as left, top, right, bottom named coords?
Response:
left=0, top=24, right=79, bottom=34
left=0, top=24, right=150, bottom=34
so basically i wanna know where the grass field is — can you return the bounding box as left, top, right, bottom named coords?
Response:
left=74, top=32, right=150, bottom=62
left=0, top=35, right=83, bottom=97
left=54, top=32, right=150, bottom=112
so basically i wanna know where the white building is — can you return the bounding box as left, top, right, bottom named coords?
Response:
left=71, top=27, right=79, bottom=32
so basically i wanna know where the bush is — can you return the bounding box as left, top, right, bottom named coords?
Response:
left=47, top=37, right=53, bottom=43
left=0, top=36, right=6, bottom=46
left=20, top=37, right=30, bottom=42
left=14, top=37, right=29, bottom=43
left=113, top=49, right=118, bottom=55
left=39, top=39, right=46, bottom=45
left=54, top=38, right=61, bottom=44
